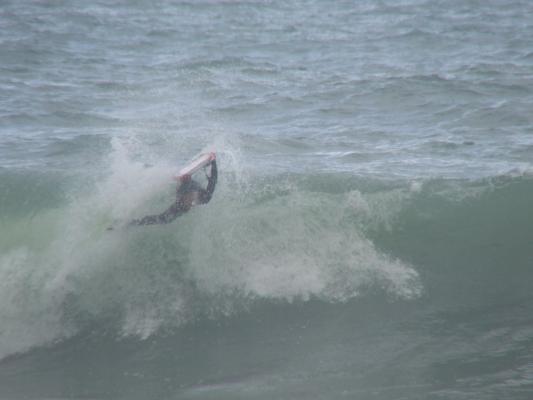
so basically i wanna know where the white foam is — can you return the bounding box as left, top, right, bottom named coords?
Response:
left=0, top=248, right=75, bottom=359
left=189, top=187, right=422, bottom=304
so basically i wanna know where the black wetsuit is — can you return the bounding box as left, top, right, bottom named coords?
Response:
left=130, top=160, right=217, bottom=226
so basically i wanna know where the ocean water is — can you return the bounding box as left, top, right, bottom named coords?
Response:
left=1, top=0, right=533, bottom=399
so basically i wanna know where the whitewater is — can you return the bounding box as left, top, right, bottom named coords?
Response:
left=1, top=1, right=533, bottom=399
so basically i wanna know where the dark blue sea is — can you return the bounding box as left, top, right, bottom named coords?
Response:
left=1, top=1, right=533, bottom=399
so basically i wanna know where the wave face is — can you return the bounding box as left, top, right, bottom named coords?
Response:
left=2, top=0, right=533, bottom=398
left=1, top=143, right=533, bottom=399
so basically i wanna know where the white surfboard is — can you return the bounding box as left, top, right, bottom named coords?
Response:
left=174, top=152, right=216, bottom=181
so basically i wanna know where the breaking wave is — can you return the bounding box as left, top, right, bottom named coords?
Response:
left=2, top=139, right=533, bottom=360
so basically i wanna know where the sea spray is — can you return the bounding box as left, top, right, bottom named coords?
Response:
left=0, top=139, right=424, bottom=358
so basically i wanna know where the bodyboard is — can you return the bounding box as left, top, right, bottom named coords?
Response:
left=174, top=152, right=216, bottom=181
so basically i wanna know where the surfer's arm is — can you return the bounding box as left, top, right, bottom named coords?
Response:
left=201, top=160, right=217, bottom=204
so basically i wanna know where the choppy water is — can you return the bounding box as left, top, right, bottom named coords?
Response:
left=1, top=1, right=533, bottom=399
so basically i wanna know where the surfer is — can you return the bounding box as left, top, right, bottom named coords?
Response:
left=129, top=158, right=217, bottom=226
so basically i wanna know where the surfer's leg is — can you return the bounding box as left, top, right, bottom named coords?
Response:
left=130, top=203, right=183, bottom=226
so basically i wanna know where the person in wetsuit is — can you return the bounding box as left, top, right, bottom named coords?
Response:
left=129, top=159, right=217, bottom=226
